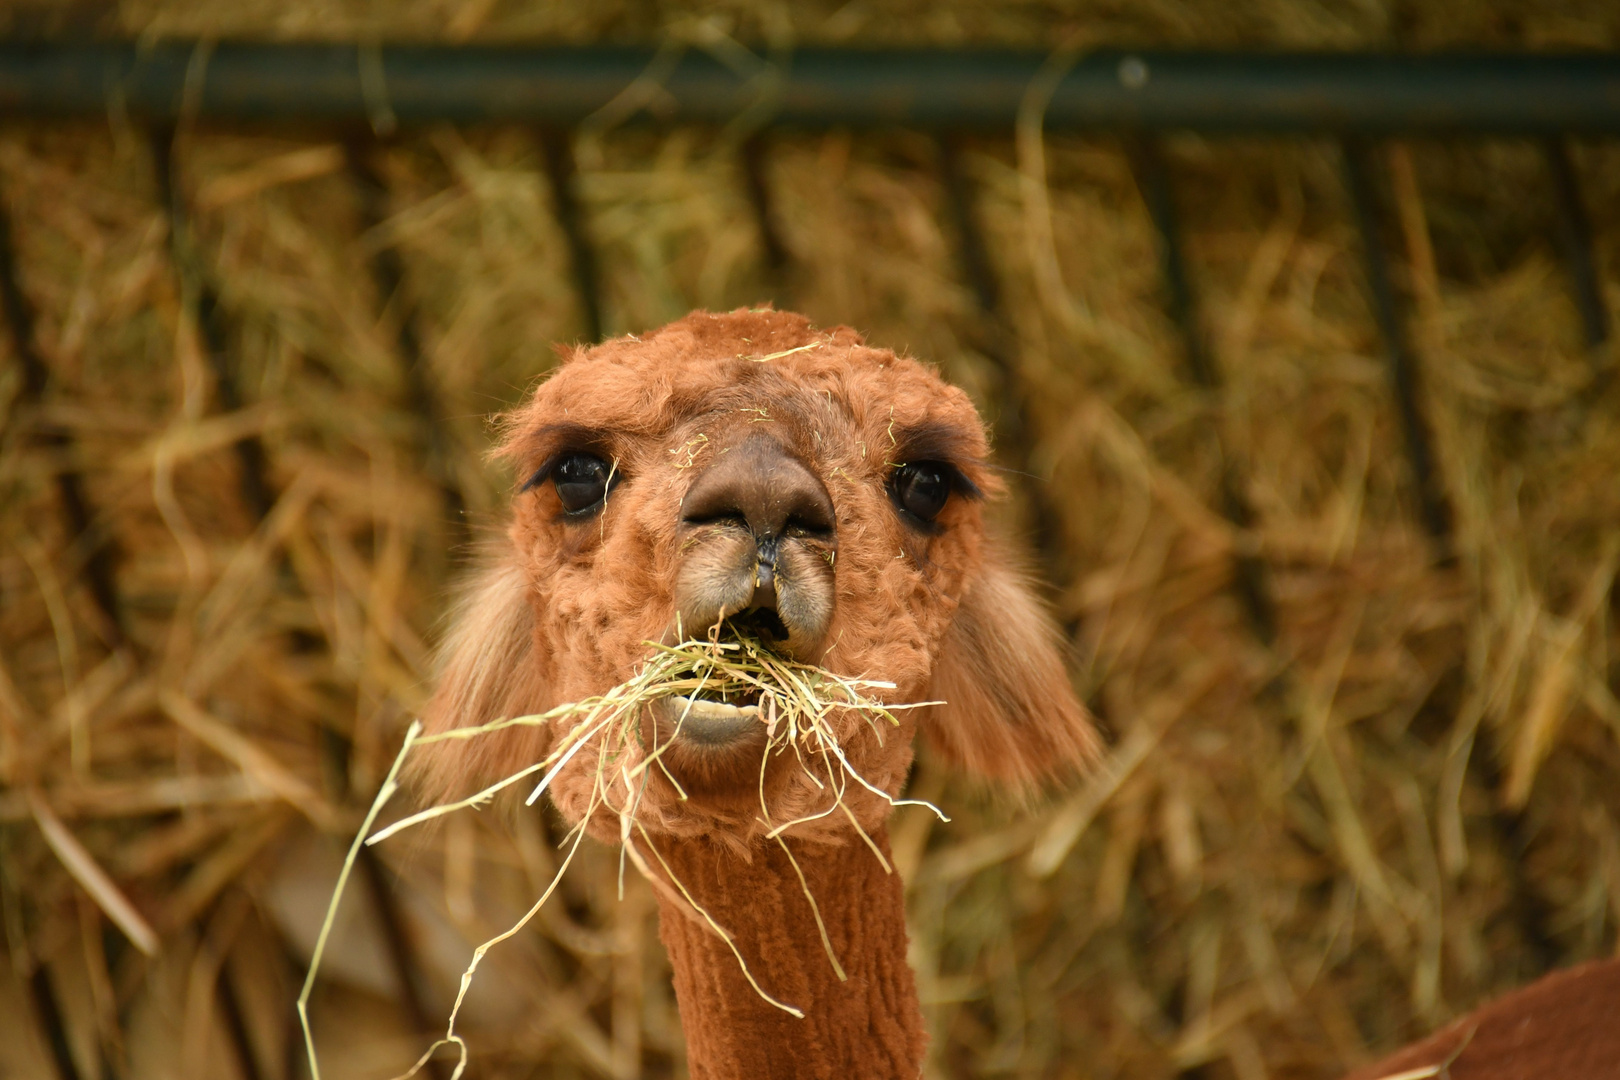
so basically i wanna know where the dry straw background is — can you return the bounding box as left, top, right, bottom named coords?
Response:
left=3, top=2, right=1620, bottom=1078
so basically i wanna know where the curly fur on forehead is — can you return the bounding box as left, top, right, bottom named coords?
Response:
left=415, top=308, right=1094, bottom=850
left=498, top=310, right=997, bottom=493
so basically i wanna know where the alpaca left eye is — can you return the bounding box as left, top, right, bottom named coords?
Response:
left=552, top=453, right=613, bottom=513
left=890, top=462, right=952, bottom=525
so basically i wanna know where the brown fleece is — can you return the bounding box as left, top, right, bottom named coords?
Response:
left=652, top=828, right=926, bottom=1080
left=1342, top=958, right=1620, bottom=1080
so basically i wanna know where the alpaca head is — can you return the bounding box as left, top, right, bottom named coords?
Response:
left=418, top=309, right=1095, bottom=846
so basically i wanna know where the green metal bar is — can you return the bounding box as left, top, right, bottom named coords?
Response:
left=1129, top=138, right=1277, bottom=644
left=1, top=43, right=1617, bottom=133
left=1342, top=137, right=1455, bottom=554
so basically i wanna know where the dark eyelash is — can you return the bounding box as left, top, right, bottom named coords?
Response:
left=887, top=462, right=982, bottom=500
left=519, top=456, right=561, bottom=493
left=943, top=465, right=982, bottom=500
left=516, top=424, right=617, bottom=492
left=520, top=448, right=608, bottom=493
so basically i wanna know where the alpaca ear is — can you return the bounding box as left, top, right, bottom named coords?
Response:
left=409, top=555, right=552, bottom=805
left=921, top=547, right=1099, bottom=787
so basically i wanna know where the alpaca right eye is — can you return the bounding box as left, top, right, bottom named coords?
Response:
left=889, top=461, right=953, bottom=526
left=552, top=453, right=613, bottom=514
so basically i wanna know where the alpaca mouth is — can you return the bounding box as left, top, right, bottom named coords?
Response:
left=652, top=619, right=782, bottom=751
left=648, top=615, right=806, bottom=751
left=659, top=695, right=763, bottom=746
left=726, top=607, right=790, bottom=645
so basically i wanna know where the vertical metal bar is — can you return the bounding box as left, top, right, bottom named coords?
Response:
left=1342, top=137, right=1454, bottom=555
left=1129, top=140, right=1224, bottom=392
left=740, top=134, right=792, bottom=306
left=345, top=138, right=466, bottom=538
left=1542, top=137, right=1611, bottom=370
left=150, top=126, right=276, bottom=521
left=158, top=135, right=369, bottom=1078
left=935, top=135, right=1028, bottom=450
left=537, top=129, right=604, bottom=343
left=938, top=135, right=1002, bottom=317
left=26, top=966, right=82, bottom=1080
left=336, top=140, right=456, bottom=1078
left=0, top=195, right=125, bottom=647
left=935, top=135, right=1069, bottom=593
left=312, top=719, right=446, bottom=1080
left=214, top=959, right=267, bottom=1080
left=1129, top=138, right=1278, bottom=645
left=1462, top=721, right=1561, bottom=973
left=0, top=204, right=48, bottom=407
left=357, top=847, right=449, bottom=1080
left=1347, top=140, right=1555, bottom=964
left=1553, top=139, right=1620, bottom=939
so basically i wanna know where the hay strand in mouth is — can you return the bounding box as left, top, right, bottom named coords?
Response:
left=331, top=628, right=944, bottom=1056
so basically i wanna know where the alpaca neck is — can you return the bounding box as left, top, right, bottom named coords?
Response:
left=651, top=826, right=926, bottom=1080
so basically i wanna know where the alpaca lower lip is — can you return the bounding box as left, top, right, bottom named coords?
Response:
left=659, top=695, right=763, bottom=747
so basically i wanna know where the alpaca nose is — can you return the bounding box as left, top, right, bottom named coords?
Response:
left=680, top=434, right=836, bottom=546
left=675, top=434, right=837, bottom=651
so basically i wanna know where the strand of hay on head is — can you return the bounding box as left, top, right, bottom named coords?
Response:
left=303, top=630, right=947, bottom=1076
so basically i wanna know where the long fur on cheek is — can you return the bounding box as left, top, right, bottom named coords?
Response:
left=408, top=556, right=554, bottom=807
left=922, top=548, right=1099, bottom=788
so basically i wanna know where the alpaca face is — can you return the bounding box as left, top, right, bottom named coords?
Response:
left=419, top=310, right=1096, bottom=845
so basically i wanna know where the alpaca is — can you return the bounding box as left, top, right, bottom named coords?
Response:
left=1343, top=957, right=1620, bottom=1080
left=415, top=308, right=1097, bottom=1078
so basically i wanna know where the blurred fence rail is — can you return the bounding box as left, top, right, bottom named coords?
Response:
left=2, top=45, right=1620, bottom=133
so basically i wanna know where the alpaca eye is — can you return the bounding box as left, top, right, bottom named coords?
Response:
left=890, top=462, right=952, bottom=526
left=552, top=453, right=613, bottom=514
